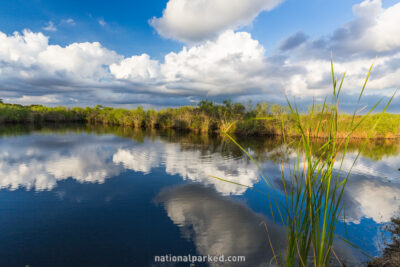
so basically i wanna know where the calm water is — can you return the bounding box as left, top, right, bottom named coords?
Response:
left=0, top=125, right=399, bottom=266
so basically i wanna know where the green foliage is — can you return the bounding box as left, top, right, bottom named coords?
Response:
left=1, top=97, right=399, bottom=138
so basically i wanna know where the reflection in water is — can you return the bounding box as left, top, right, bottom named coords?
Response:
left=155, top=184, right=285, bottom=266
left=113, top=141, right=259, bottom=195
left=0, top=132, right=260, bottom=195
left=0, top=126, right=399, bottom=263
left=343, top=174, right=400, bottom=224
left=0, top=129, right=399, bottom=225
left=155, top=184, right=359, bottom=266
left=0, top=134, right=124, bottom=190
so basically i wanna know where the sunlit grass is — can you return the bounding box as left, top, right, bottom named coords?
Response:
left=1, top=92, right=399, bottom=138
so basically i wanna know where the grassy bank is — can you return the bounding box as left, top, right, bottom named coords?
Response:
left=1, top=100, right=399, bottom=138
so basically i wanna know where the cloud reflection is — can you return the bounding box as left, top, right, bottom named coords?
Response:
left=0, top=134, right=124, bottom=190
left=155, top=184, right=285, bottom=266
left=113, top=141, right=259, bottom=195
left=155, top=184, right=359, bottom=266
left=1, top=131, right=399, bottom=225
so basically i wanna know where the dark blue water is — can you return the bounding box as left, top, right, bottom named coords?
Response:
left=0, top=126, right=399, bottom=266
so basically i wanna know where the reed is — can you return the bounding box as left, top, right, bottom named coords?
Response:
left=213, top=58, right=395, bottom=266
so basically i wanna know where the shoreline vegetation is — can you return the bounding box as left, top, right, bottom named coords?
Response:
left=1, top=100, right=399, bottom=139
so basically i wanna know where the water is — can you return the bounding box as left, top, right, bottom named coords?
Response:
left=0, top=124, right=399, bottom=266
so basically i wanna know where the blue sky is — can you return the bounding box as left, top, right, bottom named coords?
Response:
left=0, top=0, right=399, bottom=110
left=1, top=0, right=388, bottom=55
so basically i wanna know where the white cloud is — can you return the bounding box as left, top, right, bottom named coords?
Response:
left=98, top=18, right=107, bottom=27
left=150, top=0, right=284, bottom=43
left=110, top=54, right=160, bottom=81
left=1, top=0, right=400, bottom=107
left=0, top=29, right=120, bottom=88
left=43, top=21, right=57, bottom=32
left=62, top=18, right=76, bottom=26
left=111, top=30, right=267, bottom=95
left=333, top=0, right=400, bottom=55
left=38, top=41, right=119, bottom=79
left=5, top=94, right=61, bottom=105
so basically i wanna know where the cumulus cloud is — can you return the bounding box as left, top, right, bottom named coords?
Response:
left=1, top=0, right=400, bottom=108
left=282, top=0, right=400, bottom=60
left=0, top=30, right=120, bottom=80
left=149, top=0, right=284, bottom=43
left=264, top=1, right=400, bottom=101
left=114, top=1, right=400, bottom=103
left=0, top=29, right=121, bottom=105
left=111, top=30, right=267, bottom=96
left=337, top=0, right=400, bottom=55
left=110, top=54, right=160, bottom=82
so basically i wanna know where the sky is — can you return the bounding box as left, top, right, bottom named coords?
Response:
left=0, top=0, right=399, bottom=110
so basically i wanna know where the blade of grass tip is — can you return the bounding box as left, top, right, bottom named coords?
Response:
left=346, top=98, right=382, bottom=137
left=331, top=53, right=337, bottom=96
left=337, top=71, right=346, bottom=98
left=310, top=97, right=315, bottom=134
left=358, top=57, right=376, bottom=103
left=355, top=105, right=368, bottom=114
left=315, top=96, right=328, bottom=138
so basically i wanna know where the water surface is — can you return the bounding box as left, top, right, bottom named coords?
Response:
left=0, top=125, right=399, bottom=266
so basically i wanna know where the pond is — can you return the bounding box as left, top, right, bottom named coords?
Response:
left=0, top=124, right=399, bottom=266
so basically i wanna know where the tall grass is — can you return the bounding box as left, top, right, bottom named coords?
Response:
left=214, top=58, right=395, bottom=266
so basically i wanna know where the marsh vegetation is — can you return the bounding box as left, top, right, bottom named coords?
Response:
left=1, top=99, right=399, bottom=139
